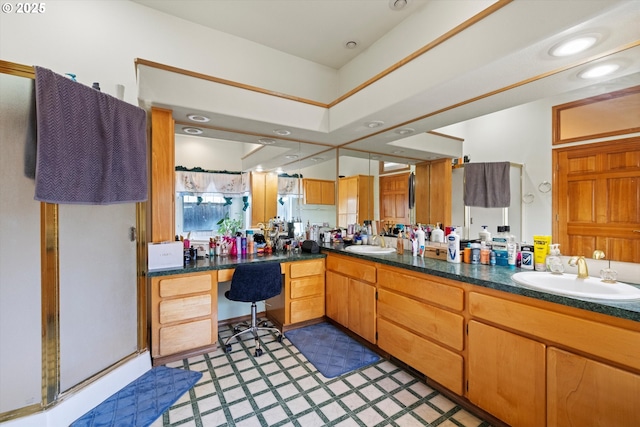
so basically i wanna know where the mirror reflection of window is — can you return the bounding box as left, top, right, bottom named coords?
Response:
left=277, top=194, right=302, bottom=222
left=177, top=193, right=247, bottom=235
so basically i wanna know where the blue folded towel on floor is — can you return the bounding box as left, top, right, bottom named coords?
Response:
left=70, top=366, right=201, bottom=427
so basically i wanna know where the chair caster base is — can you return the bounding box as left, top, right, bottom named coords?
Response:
left=254, top=348, right=263, bottom=357
left=277, top=334, right=284, bottom=343
left=224, top=344, right=232, bottom=353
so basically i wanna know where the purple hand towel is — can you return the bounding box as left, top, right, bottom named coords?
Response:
left=463, top=162, right=511, bottom=208
left=34, top=66, right=147, bottom=204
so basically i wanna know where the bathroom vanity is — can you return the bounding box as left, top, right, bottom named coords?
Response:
left=322, top=244, right=640, bottom=427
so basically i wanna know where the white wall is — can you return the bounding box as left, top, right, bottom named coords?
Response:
left=0, top=0, right=338, bottom=105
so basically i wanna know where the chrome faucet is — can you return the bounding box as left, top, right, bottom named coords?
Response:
left=568, top=256, right=589, bottom=279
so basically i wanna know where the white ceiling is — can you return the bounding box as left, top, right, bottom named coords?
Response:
left=131, top=0, right=430, bottom=69
left=133, top=0, right=640, bottom=171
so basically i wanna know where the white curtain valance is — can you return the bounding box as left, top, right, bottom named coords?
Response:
left=176, top=171, right=249, bottom=195
left=278, top=177, right=300, bottom=195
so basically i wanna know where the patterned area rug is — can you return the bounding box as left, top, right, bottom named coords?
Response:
left=285, top=322, right=380, bottom=378
left=70, top=366, right=202, bottom=427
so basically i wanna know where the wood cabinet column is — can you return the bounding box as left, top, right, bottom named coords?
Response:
left=150, top=107, right=175, bottom=242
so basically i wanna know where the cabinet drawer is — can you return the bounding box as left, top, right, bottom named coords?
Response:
left=326, top=254, right=376, bottom=283
left=290, top=295, right=325, bottom=323
left=469, top=292, right=640, bottom=371
left=159, top=274, right=212, bottom=297
left=159, top=319, right=212, bottom=356
left=290, top=259, right=324, bottom=278
left=290, top=275, right=323, bottom=299
left=378, top=267, right=463, bottom=311
left=378, top=317, right=463, bottom=395
left=159, top=294, right=211, bottom=324
left=378, top=289, right=464, bottom=350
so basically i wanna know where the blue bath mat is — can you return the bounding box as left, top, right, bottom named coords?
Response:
left=286, top=322, right=380, bottom=378
left=70, top=366, right=202, bottom=427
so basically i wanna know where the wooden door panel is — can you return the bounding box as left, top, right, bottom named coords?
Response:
left=607, top=176, right=640, bottom=223
left=567, top=155, right=596, bottom=173
left=554, top=137, right=640, bottom=262
left=567, top=180, right=595, bottom=222
left=606, top=149, right=640, bottom=170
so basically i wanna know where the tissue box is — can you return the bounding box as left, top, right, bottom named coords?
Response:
left=148, top=241, right=183, bottom=270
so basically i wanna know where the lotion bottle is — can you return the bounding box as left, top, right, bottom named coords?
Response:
left=416, top=226, right=426, bottom=257
left=431, top=223, right=444, bottom=243
left=447, top=227, right=461, bottom=263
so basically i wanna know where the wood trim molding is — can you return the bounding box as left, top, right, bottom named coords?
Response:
left=135, top=1, right=514, bottom=111
left=552, top=85, right=640, bottom=145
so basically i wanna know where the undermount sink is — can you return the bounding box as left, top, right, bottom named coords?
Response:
left=511, top=271, right=640, bottom=301
left=344, top=245, right=397, bottom=255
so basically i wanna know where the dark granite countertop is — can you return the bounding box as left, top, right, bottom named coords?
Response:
left=320, top=243, right=640, bottom=323
left=147, top=252, right=325, bottom=278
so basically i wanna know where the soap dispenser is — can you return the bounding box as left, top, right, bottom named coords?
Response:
left=546, top=244, right=563, bottom=274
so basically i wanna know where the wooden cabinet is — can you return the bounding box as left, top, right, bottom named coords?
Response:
left=303, top=178, right=335, bottom=205
left=325, top=270, right=348, bottom=327
left=251, top=172, right=277, bottom=227
left=337, top=175, right=373, bottom=227
left=325, top=253, right=377, bottom=343
left=266, top=259, right=325, bottom=329
left=376, top=266, right=465, bottom=394
left=468, top=291, right=640, bottom=427
left=467, top=321, right=546, bottom=427
left=379, top=172, right=410, bottom=224
left=414, top=159, right=451, bottom=226
left=150, top=271, right=218, bottom=364
left=547, top=347, right=640, bottom=427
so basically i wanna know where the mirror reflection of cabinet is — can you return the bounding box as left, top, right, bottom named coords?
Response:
left=415, top=159, right=451, bottom=227
left=302, top=178, right=335, bottom=205
left=338, top=175, right=373, bottom=228
left=251, top=172, right=277, bottom=226
left=379, top=172, right=410, bottom=225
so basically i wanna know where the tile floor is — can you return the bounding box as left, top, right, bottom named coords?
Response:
left=151, top=321, right=494, bottom=427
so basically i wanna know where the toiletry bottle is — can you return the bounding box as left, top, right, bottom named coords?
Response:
left=520, top=244, right=534, bottom=270
left=490, top=250, right=496, bottom=266
left=416, top=226, right=426, bottom=257
left=480, top=241, right=490, bottom=265
left=507, top=240, right=517, bottom=267
left=447, top=227, right=461, bottom=263
left=546, top=244, right=563, bottom=273
left=431, top=223, right=444, bottom=243
left=463, top=243, right=471, bottom=264
left=209, top=238, right=214, bottom=258
left=471, top=242, right=481, bottom=264
left=479, top=225, right=491, bottom=243
left=492, top=226, right=508, bottom=266
left=396, top=231, right=404, bottom=254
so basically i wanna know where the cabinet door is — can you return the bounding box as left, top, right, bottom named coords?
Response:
left=468, top=321, right=546, bottom=427
left=325, top=270, right=348, bottom=327
left=547, top=347, right=640, bottom=427
left=348, top=278, right=376, bottom=343
left=303, top=179, right=323, bottom=204
left=321, top=180, right=335, bottom=205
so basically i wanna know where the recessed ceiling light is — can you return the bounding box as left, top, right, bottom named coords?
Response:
left=258, top=138, right=276, bottom=145
left=273, top=129, right=291, bottom=136
left=187, top=114, right=210, bottom=123
left=182, top=127, right=203, bottom=135
left=550, top=35, right=598, bottom=57
left=395, top=128, right=415, bottom=135
left=579, top=63, right=620, bottom=79
left=255, top=166, right=263, bottom=172
left=365, top=121, right=384, bottom=128
left=345, top=40, right=358, bottom=49
left=389, top=0, right=408, bottom=11
left=285, top=155, right=299, bottom=160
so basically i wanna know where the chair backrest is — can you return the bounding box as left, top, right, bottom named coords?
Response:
left=227, top=262, right=283, bottom=302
